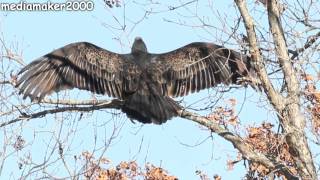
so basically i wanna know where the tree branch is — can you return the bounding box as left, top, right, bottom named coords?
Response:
left=289, top=31, right=320, bottom=60
left=0, top=95, right=300, bottom=179
left=0, top=80, right=11, bottom=85
left=0, top=99, right=124, bottom=128
left=267, top=0, right=298, bottom=95
left=267, top=0, right=316, bottom=179
left=180, top=110, right=298, bottom=180
left=234, top=0, right=285, bottom=113
left=41, top=98, right=113, bottom=106
left=235, top=0, right=317, bottom=179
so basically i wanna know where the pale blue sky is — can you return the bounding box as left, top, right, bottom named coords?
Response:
left=0, top=0, right=272, bottom=179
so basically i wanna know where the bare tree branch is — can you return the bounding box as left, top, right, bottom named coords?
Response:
left=289, top=31, right=320, bottom=60
left=267, top=0, right=317, bottom=178
left=180, top=110, right=299, bottom=180
left=234, top=0, right=285, bottom=113
left=0, top=99, right=123, bottom=128
left=267, top=0, right=298, bottom=94
left=234, top=0, right=317, bottom=179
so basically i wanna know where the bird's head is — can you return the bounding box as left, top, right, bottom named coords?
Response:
left=131, top=37, right=148, bottom=55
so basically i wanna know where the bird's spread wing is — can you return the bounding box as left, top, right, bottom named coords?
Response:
left=148, top=42, right=255, bottom=97
left=16, top=42, right=141, bottom=101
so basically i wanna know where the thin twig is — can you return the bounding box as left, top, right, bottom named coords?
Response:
left=290, top=31, right=320, bottom=60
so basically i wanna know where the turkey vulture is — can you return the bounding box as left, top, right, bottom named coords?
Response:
left=16, top=37, right=257, bottom=124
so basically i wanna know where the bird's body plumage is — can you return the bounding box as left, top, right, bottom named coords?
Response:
left=16, top=37, right=257, bottom=124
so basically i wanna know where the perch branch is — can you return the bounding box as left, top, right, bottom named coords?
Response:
left=0, top=99, right=124, bottom=128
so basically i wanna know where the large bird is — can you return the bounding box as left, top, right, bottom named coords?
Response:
left=16, top=37, right=257, bottom=124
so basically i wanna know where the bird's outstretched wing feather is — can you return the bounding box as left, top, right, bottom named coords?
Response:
left=16, top=42, right=141, bottom=101
left=148, top=42, right=256, bottom=97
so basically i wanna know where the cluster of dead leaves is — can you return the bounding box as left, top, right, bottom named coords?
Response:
left=243, top=123, right=297, bottom=179
left=207, top=99, right=239, bottom=127
left=81, top=151, right=177, bottom=180
left=13, top=135, right=25, bottom=151
left=145, top=164, right=178, bottom=180
left=303, top=74, right=320, bottom=134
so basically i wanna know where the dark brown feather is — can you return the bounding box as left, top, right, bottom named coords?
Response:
left=16, top=42, right=141, bottom=100
left=148, top=42, right=255, bottom=97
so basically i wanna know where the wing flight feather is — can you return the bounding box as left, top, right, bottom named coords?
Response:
left=148, top=42, right=255, bottom=97
left=16, top=42, right=141, bottom=101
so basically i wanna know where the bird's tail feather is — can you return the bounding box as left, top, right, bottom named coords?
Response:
left=121, top=92, right=181, bottom=124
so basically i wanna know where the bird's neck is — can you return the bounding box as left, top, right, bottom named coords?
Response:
left=133, top=52, right=149, bottom=66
